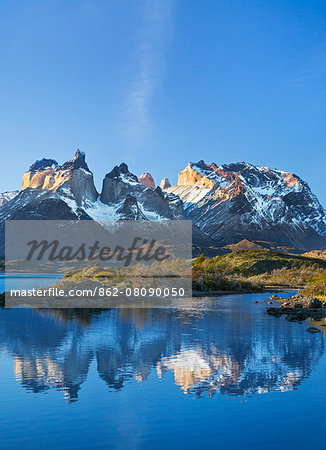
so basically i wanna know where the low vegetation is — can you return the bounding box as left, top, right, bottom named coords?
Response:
left=302, top=250, right=326, bottom=260
left=192, top=249, right=326, bottom=294
left=2, top=250, right=325, bottom=301
left=300, top=271, right=326, bottom=297
left=61, top=249, right=326, bottom=294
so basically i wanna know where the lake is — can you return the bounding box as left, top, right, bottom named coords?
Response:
left=0, top=292, right=326, bottom=449
left=0, top=274, right=62, bottom=293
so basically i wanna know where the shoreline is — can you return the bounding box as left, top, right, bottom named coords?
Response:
left=193, top=286, right=297, bottom=296
left=266, top=293, right=326, bottom=331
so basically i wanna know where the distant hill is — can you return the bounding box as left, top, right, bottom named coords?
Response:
left=196, top=249, right=326, bottom=276
left=223, top=239, right=262, bottom=252
left=222, top=239, right=304, bottom=255
left=302, top=250, right=326, bottom=260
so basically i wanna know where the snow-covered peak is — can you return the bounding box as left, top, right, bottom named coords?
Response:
left=22, top=150, right=98, bottom=206
left=103, top=163, right=139, bottom=185
left=167, top=159, right=326, bottom=249
left=0, top=190, right=19, bottom=207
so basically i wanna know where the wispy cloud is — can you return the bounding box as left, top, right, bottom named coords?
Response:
left=289, top=45, right=326, bottom=88
left=120, top=0, right=173, bottom=151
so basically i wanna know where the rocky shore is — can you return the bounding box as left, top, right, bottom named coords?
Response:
left=267, top=294, right=326, bottom=332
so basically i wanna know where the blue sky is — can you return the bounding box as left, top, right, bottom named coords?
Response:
left=0, top=0, right=325, bottom=204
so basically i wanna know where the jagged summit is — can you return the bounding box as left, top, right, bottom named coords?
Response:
left=1, top=152, right=325, bottom=253
left=167, top=160, right=326, bottom=249
left=138, top=172, right=155, bottom=189
left=61, top=149, right=90, bottom=172
left=5, top=152, right=184, bottom=226
left=104, top=163, right=139, bottom=183
left=21, top=150, right=98, bottom=206
left=182, top=159, right=306, bottom=189
left=160, top=177, right=171, bottom=189
left=29, top=158, right=58, bottom=172
left=100, top=163, right=183, bottom=220
left=27, top=150, right=89, bottom=174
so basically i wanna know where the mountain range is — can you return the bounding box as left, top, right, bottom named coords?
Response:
left=0, top=150, right=325, bottom=255
left=167, top=160, right=326, bottom=250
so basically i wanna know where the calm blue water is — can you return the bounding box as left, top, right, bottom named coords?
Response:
left=0, top=292, right=326, bottom=449
left=0, top=274, right=61, bottom=292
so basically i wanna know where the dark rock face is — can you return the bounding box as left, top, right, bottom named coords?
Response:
left=1, top=155, right=216, bottom=256
left=29, top=159, right=58, bottom=171
left=60, top=149, right=90, bottom=171
left=0, top=188, right=85, bottom=221
left=0, top=189, right=92, bottom=255
left=65, top=164, right=98, bottom=206
left=100, top=164, right=139, bottom=205
left=55, top=150, right=99, bottom=205
left=100, top=163, right=184, bottom=220
left=117, top=194, right=147, bottom=220
left=105, top=163, right=138, bottom=181
left=1, top=151, right=99, bottom=254
left=22, top=150, right=98, bottom=206
left=167, top=160, right=326, bottom=250
left=2, top=152, right=326, bottom=256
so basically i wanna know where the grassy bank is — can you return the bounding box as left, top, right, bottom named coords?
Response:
left=2, top=249, right=325, bottom=300
left=61, top=249, right=326, bottom=294
left=193, top=249, right=326, bottom=293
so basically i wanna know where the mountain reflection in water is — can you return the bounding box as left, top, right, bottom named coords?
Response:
left=0, top=295, right=324, bottom=402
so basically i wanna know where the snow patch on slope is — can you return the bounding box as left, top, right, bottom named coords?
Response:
left=0, top=191, right=19, bottom=207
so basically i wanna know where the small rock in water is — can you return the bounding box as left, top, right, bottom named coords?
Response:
left=307, top=327, right=321, bottom=333
left=308, top=298, right=322, bottom=309
left=285, top=315, right=297, bottom=322
left=268, top=301, right=273, bottom=304
left=266, top=307, right=283, bottom=318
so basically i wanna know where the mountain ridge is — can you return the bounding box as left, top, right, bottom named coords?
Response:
left=1, top=152, right=325, bottom=254
left=0, top=151, right=215, bottom=255
left=166, top=160, right=326, bottom=250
